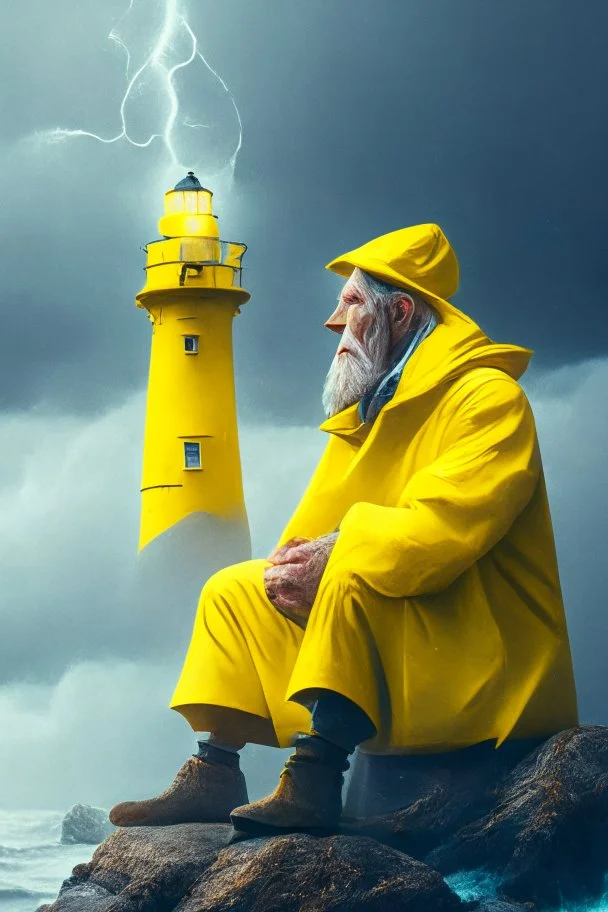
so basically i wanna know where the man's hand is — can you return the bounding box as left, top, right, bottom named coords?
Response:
left=264, top=534, right=339, bottom=628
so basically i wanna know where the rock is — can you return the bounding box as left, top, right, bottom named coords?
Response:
left=176, top=834, right=466, bottom=912
left=42, top=823, right=233, bottom=911
left=427, top=725, right=608, bottom=908
left=344, top=737, right=542, bottom=820
left=344, top=738, right=542, bottom=858
left=60, top=804, right=115, bottom=845
left=41, top=825, right=466, bottom=912
left=36, top=882, right=115, bottom=912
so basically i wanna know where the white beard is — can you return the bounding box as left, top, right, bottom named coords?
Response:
left=322, top=308, right=392, bottom=418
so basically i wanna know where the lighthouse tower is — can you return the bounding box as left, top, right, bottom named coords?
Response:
left=135, top=173, right=251, bottom=618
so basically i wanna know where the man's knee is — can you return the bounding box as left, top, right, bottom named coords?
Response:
left=200, top=558, right=268, bottom=606
left=311, top=565, right=372, bottom=626
left=317, top=564, right=364, bottom=600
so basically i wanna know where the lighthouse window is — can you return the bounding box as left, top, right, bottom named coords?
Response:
left=184, top=442, right=201, bottom=469
left=184, top=335, right=199, bottom=354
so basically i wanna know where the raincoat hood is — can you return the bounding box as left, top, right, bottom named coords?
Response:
left=327, top=223, right=465, bottom=328
left=323, top=224, right=532, bottom=435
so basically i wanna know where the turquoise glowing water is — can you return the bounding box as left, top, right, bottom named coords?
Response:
left=446, top=869, right=608, bottom=910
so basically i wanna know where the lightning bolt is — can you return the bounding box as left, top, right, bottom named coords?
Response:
left=33, top=0, right=242, bottom=177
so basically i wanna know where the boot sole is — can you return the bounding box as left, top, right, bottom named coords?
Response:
left=113, top=813, right=234, bottom=828
left=230, top=818, right=341, bottom=839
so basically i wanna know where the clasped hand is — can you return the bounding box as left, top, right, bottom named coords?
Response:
left=263, top=534, right=338, bottom=628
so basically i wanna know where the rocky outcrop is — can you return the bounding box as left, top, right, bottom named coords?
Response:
left=40, top=725, right=608, bottom=911
left=343, top=736, right=541, bottom=820
left=176, top=834, right=466, bottom=912
left=38, top=825, right=466, bottom=912
left=344, top=738, right=540, bottom=858
left=427, top=725, right=608, bottom=908
left=61, top=804, right=115, bottom=845
left=39, top=823, right=231, bottom=911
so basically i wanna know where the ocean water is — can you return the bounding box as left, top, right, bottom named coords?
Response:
left=0, top=810, right=93, bottom=912
left=446, top=869, right=608, bottom=911
left=1, top=808, right=607, bottom=912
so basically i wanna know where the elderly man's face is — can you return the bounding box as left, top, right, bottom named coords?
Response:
left=321, top=270, right=394, bottom=418
left=325, top=274, right=374, bottom=347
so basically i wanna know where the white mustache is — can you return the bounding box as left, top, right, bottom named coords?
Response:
left=322, top=312, right=392, bottom=417
left=335, top=324, right=369, bottom=360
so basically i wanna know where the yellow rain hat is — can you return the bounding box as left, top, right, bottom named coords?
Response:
left=326, top=223, right=470, bottom=326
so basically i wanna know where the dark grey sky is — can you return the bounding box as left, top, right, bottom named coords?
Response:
left=0, top=0, right=607, bottom=809
left=0, top=0, right=607, bottom=422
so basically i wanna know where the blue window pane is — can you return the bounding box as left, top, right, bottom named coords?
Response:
left=184, top=335, right=199, bottom=353
left=184, top=442, right=201, bottom=468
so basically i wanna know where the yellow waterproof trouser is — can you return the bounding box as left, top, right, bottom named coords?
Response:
left=171, top=554, right=572, bottom=753
left=171, top=557, right=400, bottom=749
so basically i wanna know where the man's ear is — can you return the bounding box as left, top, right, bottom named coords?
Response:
left=392, top=294, right=415, bottom=325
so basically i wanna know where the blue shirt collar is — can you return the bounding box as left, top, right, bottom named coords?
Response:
left=358, top=313, right=438, bottom=424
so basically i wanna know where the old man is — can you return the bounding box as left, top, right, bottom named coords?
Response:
left=110, top=223, right=578, bottom=835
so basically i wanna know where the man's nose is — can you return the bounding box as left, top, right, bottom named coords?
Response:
left=324, top=302, right=348, bottom=334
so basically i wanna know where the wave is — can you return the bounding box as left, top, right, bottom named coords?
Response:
left=0, top=843, right=59, bottom=856
left=0, top=886, right=46, bottom=899
left=0, top=809, right=62, bottom=850
left=0, top=811, right=93, bottom=911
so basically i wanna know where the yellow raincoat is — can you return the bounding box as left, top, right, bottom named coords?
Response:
left=171, top=225, right=578, bottom=753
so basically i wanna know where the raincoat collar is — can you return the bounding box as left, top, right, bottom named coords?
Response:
left=319, top=309, right=533, bottom=439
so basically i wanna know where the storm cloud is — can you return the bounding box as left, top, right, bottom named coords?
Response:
left=0, top=1, right=607, bottom=421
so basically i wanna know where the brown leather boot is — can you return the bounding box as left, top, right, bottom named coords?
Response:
left=109, top=756, right=248, bottom=827
left=230, top=755, right=344, bottom=836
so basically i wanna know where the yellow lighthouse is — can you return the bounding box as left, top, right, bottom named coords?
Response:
left=136, top=172, right=251, bottom=561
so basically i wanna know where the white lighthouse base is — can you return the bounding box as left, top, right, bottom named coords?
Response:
left=127, top=512, right=251, bottom=664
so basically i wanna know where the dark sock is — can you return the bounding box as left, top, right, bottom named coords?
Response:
left=196, top=740, right=240, bottom=770
left=293, top=732, right=350, bottom=771
left=310, top=690, right=377, bottom=753
left=291, top=692, right=377, bottom=771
